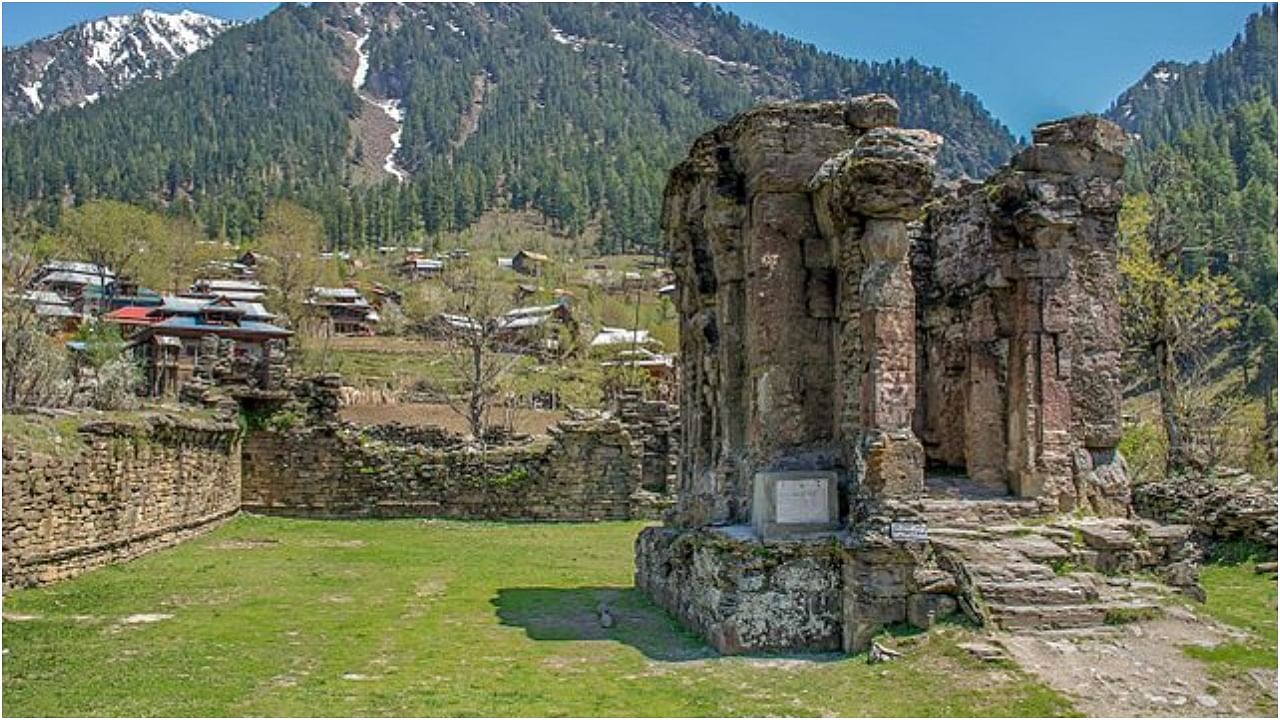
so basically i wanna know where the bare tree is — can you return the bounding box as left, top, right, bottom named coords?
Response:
left=435, top=260, right=532, bottom=443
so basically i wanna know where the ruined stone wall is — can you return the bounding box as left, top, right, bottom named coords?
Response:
left=664, top=98, right=930, bottom=527
left=612, top=390, right=679, bottom=493
left=2, top=415, right=242, bottom=588
left=914, top=116, right=1130, bottom=514
left=665, top=98, right=1130, bottom=523
left=636, top=527, right=845, bottom=653
left=1133, top=472, right=1278, bottom=557
left=241, top=417, right=658, bottom=521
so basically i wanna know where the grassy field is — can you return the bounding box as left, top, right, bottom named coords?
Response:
left=1182, top=551, right=1279, bottom=679
left=2, top=517, right=1075, bottom=717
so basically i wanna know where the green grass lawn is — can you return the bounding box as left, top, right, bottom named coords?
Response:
left=2, top=516, right=1073, bottom=717
left=1183, top=555, right=1279, bottom=677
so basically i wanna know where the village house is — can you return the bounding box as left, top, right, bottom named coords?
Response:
left=402, top=257, right=445, bottom=279
left=18, top=290, right=82, bottom=332
left=29, top=260, right=115, bottom=300
left=367, top=282, right=403, bottom=308
left=102, top=295, right=291, bottom=395
left=511, top=249, right=550, bottom=277
left=495, top=301, right=575, bottom=351
left=189, top=278, right=268, bottom=303
left=307, top=286, right=380, bottom=336
left=589, top=326, right=658, bottom=350
left=80, top=280, right=164, bottom=313
left=423, top=300, right=576, bottom=355
left=601, top=346, right=677, bottom=384
left=199, top=250, right=259, bottom=280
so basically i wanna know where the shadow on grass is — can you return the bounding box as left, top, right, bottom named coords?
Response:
left=492, top=585, right=715, bottom=661
left=493, top=586, right=850, bottom=664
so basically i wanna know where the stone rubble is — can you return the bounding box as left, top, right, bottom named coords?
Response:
left=1132, top=470, right=1278, bottom=557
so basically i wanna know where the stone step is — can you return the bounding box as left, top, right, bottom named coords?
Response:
left=919, top=498, right=1042, bottom=524
left=977, top=578, right=1099, bottom=606
left=992, top=535, right=1072, bottom=563
left=987, top=600, right=1161, bottom=631
left=964, top=561, right=1058, bottom=584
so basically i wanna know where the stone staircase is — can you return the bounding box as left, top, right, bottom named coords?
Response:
left=923, top=509, right=1196, bottom=632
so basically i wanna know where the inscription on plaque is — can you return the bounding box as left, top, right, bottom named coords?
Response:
left=890, top=521, right=928, bottom=542
left=775, top=478, right=830, bottom=524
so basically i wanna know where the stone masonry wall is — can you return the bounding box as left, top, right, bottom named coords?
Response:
left=914, top=117, right=1130, bottom=514
left=2, top=415, right=242, bottom=589
left=241, top=416, right=655, bottom=521
left=1133, top=472, right=1278, bottom=557
left=612, top=389, right=680, bottom=493
left=663, top=97, right=931, bottom=528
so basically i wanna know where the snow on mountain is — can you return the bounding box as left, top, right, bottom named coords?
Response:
left=3, top=9, right=233, bottom=121
left=1105, top=61, right=1190, bottom=133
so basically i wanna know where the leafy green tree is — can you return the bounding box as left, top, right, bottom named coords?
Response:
left=1119, top=193, right=1243, bottom=473
left=255, top=201, right=327, bottom=329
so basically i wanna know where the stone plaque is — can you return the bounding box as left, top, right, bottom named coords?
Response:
left=890, top=521, right=928, bottom=542
left=752, top=470, right=839, bottom=539
left=775, top=479, right=830, bottom=524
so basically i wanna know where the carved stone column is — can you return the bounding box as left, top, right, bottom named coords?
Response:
left=827, top=127, right=941, bottom=503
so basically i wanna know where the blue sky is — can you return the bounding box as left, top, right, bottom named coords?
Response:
left=2, top=2, right=1265, bottom=136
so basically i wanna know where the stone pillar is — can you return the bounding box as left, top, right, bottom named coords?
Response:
left=997, top=115, right=1127, bottom=510
left=819, top=127, right=941, bottom=504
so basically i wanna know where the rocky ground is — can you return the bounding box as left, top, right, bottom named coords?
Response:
left=998, top=605, right=1277, bottom=717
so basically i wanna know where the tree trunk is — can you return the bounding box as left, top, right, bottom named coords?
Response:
left=1154, top=338, right=1191, bottom=474
left=469, top=340, right=485, bottom=442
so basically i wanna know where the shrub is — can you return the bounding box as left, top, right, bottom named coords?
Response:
left=1, top=302, right=72, bottom=407
left=1118, top=421, right=1167, bottom=483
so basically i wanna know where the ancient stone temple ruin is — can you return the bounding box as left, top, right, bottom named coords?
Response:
left=636, top=95, right=1200, bottom=654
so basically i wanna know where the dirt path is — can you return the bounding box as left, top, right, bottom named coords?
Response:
left=1000, top=607, right=1275, bottom=716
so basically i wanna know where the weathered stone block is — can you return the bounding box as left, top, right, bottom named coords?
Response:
left=857, top=431, right=924, bottom=499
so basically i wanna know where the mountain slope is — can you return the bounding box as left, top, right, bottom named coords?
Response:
left=3, top=2, right=1019, bottom=252
left=1105, top=4, right=1277, bottom=146
left=2, top=9, right=233, bottom=121
left=1110, top=7, right=1277, bottom=404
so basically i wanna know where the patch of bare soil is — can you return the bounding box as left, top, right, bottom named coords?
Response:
left=2, top=612, right=41, bottom=622
left=451, top=73, right=492, bottom=154
left=208, top=537, right=280, bottom=550
left=299, top=538, right=366, bottom=549
left=1000, top=608, right=1274, bottom=716
left=349, top=101, right=398, bottom=185
left=111, top=613, right=174, bottom=632
left=340, top=402, right=565, bottom=436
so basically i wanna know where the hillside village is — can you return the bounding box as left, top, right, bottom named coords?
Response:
left=6, top=203, right=680, bottom=429
left=1, top=3, right=1276, bottom=719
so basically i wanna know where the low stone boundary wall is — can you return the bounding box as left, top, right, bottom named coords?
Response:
left=2, top=415, right=243, bottom=588
left=242, top=416, right=663, bottom=521
left=1133, top=472, right=1278, bottom=558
